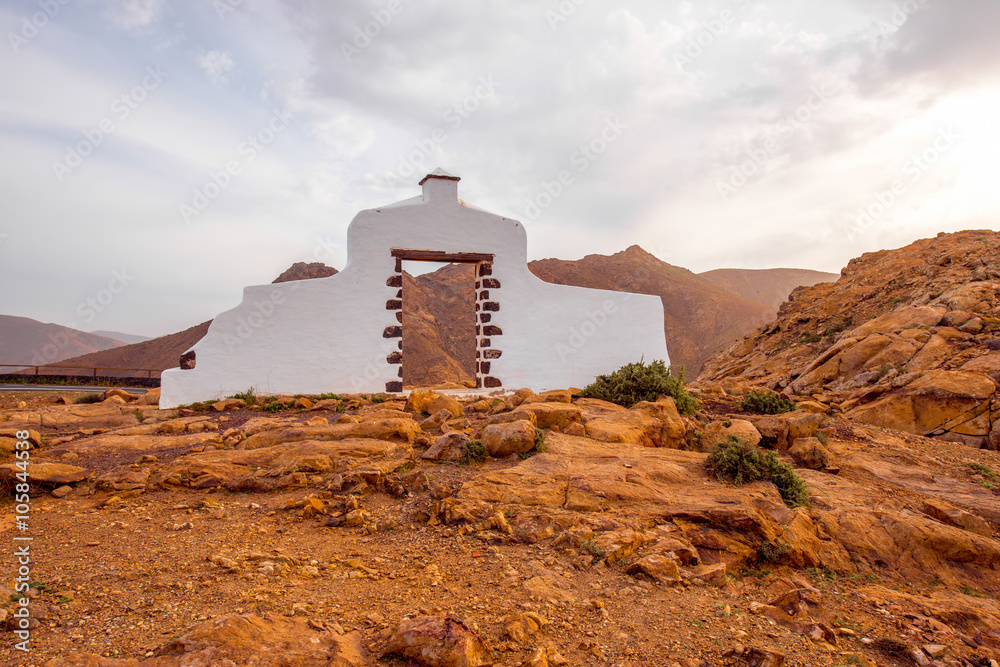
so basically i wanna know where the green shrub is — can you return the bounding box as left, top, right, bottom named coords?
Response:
left=230, top=388, right=257, bottom=406
left=261, top=398, right=284, bottom=413
left=73, top=393, right=103, bottom=404
left=967, top=461, right=998, bottom=482
left=460, top=440, right=487, bottom=465
left=799, top=332, right=822, bottom=344
left=706, top=436, right=809, bottom=507
left=739, top=389, right=797, bottom=414
left=580, top=360, right=698, bottom=414
left=519, top=428, right=548, bottom=459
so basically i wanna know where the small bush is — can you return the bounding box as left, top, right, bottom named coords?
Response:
left=519, top=428, right=548, bottom=459
left=758, top=541, right=790, bottom=564
left=706, top=436, right=809, bottom=507
left=739, top=389, right=797, bottom=414
left=800, top=332, right=822, bottom=344
left=73, top=393, right=103, bottom=404
left=460, top=440, right=487, bottom=465
left=967, top=461, right=998, bottom=482
left=580, top=360, right=698, bottom=414
left=230, top=388, right=257, bottom=406
left=261, top=398, right=284, bottom=413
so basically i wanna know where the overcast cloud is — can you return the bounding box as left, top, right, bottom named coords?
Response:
left=1, top=0, right=998, bottom=337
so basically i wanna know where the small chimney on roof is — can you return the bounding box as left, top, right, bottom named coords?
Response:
left=420, top=168, right=460, bottom=202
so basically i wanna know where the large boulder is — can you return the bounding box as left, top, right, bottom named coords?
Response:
left=422, top=432, right=470, bottom=461
left=42, top=614, right=370, bottom=666
left=519, top=402, right=583, bottom=429
left=583, top=409, right=663, bottom=447
left=701, top=419, right=762, bottom=449
left=787, top=437, right=834, bottom=470
left=482, top=421, right=537, bottom=457
left=0, top=462, right=92, bottom=486
left=847, top=370, right=995, bottom=436
left=384, top=614, right=493, bottom=667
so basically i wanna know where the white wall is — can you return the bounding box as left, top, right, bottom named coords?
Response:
left=159, top=174, right=669, bottom=408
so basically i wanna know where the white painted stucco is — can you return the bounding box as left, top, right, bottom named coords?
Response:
left=159, top=171, right=669, bottom=408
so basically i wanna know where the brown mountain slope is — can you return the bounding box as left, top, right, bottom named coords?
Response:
left=0, top=314, right=126, bottom=366
left=528, top=246, right=777, bottom=376
left=404, top=264, right=476, bottom=387
left=699, top=267, right=837, bottom=307
left=273, top=262, right=338, bottom=283
left=700, top=229, right=1000, bottom=447
left=40, top=321, right=212, bottom=376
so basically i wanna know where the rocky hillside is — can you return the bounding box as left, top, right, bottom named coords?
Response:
left=44, top=321, right=213, bottom=377
left=700, top=268, right=838, bottom=308
left=2, top=380, right=998, bottom=665
left=403, top=264, right=477, bottom=387
left=0, top=314, right=128, bottom=366
left=701, top=230, right=1000, bottom=449
left=529, top=246, right=778, bottom=376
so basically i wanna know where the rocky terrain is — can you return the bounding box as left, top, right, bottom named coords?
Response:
left=0, top=378, right=998, bottom=667
left=701, top=230, right=1000, bottom=450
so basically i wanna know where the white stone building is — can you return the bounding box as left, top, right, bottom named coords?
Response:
left=159, top=170, right=669, bottom=407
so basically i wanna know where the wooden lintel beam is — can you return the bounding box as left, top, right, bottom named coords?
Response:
left=390, top=249, right=494, bottom=263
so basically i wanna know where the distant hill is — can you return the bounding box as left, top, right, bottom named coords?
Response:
left=699, top=268, right=838, bottom=307
left=0, top=315, right=127, bottom=367
left=272, top=262, right=339, bottom=283
left=47, top=321, right=212, bottom=376
left=90, top=330, right=152, bottom=345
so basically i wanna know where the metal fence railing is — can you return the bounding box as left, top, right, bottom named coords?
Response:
left=0, top=364, right=161, bottom=378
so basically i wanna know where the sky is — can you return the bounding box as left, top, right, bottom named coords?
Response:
left=1, top=0, right=999, bottom=338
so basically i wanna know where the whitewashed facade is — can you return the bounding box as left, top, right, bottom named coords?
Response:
left=159, top=170, right=669, bottom=407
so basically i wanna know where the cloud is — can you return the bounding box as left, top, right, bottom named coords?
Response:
left=198, top=50, right=235, bottom=86
left=103, top=0, right=167, bottom=32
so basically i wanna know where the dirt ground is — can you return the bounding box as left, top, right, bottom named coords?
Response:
left=1, top=388, right=999, bottom=667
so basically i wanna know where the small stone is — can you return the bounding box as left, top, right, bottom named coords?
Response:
left=51, top=485, right=73, bottom=498
left=922, top=645, right=947, bottom=659
left=910, top=647, right=930, bottom=667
